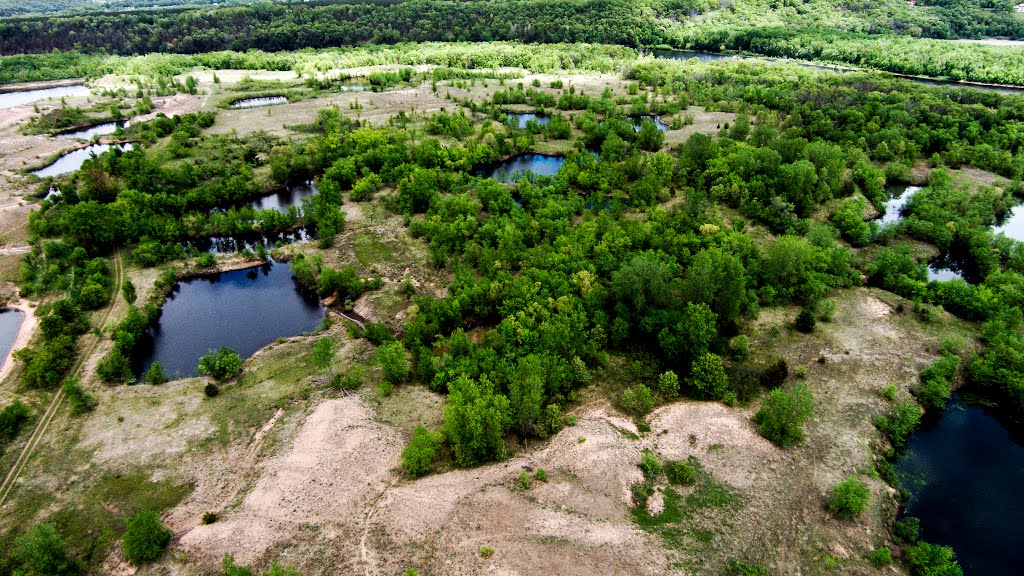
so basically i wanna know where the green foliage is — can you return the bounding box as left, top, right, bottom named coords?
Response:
left=11, top=523, right=76, bottom=576
left=146, top=362, right=168, bottom=385
left=916, top=352, right=960, bottom=409
left=204, top=383, right=220, bottom=397
left=621, top=383, right=654, bottom=417
left=689, top=353, right=729, bottom=400
left=198, top=347, right=243, bottom=381
left=443, top=375, right=510, bottom=466
left=827, top=477, right=871, bottom=520
left=906, top=542, right=963, bottom=576
left=754, top=384, right=814, bottom=448
left=121, top=510, right=171, bottom=565
left=831, top=198, right=874, bottom=247
left=0, top=400, right=30, bottom=440
left=724, top=559, right=770, bottom=576
left=795, top=309, right=816, bottom=333
left=121, top=279, right=137, bottom=304
left=401, top=426, right=440, bottom=477
left=311, top=336, right=336, bottom=372
left=875, top=401, right=921, bottom=450
left=63, top=377, right=97, bottom=416
left=96, top=349, right=133, bottom=384
left=729, top=335, right=750, bottom=360
left=639, top=450, right=661, bottom=480
left=867, top=547, right=893, bottom=567
left=664, top=456, right=701, bottom=486
left=376, top=340, right=409, bottom=385
left=657, top=370, right=680, bottom=397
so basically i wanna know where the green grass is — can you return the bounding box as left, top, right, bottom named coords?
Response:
left=631, top=472, right=740, bottom=551
left=351, top=231, right=398, bottom=268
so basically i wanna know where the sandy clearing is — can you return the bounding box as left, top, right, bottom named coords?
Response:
left=178, top=396, right=404, bottom=567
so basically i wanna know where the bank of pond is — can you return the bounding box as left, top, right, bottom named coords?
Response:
left=133, top=260, right=324, bottom=380
left=31, top=143, right=133, bottom=178
left=898, top=394, right=1024, bottom=576
left=230, top=96, right=288, bottom=108
left=0, top=309, right=24, bottom=366
left=56, top=121, right=127, bottom=140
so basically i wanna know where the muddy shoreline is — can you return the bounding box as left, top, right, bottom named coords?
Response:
left=0, top=78, right=85, bottom=94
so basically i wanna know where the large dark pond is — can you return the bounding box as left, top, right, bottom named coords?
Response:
left=0, top=309, right=24, bottom=363
left=479, top=154, right=565, bottom=182
left=56, top=121, right=127, bottom=140
left=32, top=143, right=134, bottom=178
left=0, top=85, right=90, bottom=109
left=133, top=261, right=324, bottom=379
left=897, top=395, right=1024, bottom=575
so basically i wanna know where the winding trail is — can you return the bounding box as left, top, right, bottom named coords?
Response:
left=0, top=248, right=123, bottom=506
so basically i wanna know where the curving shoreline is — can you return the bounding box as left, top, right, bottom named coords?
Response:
left=0, top=299, right=36, bottom=383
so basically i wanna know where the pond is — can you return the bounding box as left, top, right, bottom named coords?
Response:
left=32, top=143, right=133, bottom=178
left=250, top=181, right=318, bottom=212
left=231, top=96, right=288, bottom=109
left=652, top=49, right=734, bottom=63
left=0, top=309, right=25, bottom=364
left=629, top=115, right=670, bottom=132
left=994, top=203, right=1024, bottom=242
left=877, top=185, right=922, bottom=227
left=478, top=154, right=565, bottom=182
left=927, top=264, right=964, bottom=282
left=507, top=113, right=550, bottom=129
left=192, top=229, right=310, bottom=255
left=133, top=261, right=324, bottom=379
left=897, top=395, right=1024, bottom=575
left=56, top=121, right=128, bottom=140
left=0, top=84, right=90, bottom=110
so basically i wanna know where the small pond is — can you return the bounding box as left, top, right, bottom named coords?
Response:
left=133, top=260, right=324, bottom=379
left=877, top=185, right=922, bottom=227
left=32, top=143, right=134, bottom=178
left=629, top=115, right=670, bottom=132
left=897, top=394, right=1024, bottom=575
left=190, top=229, right=310, bottom=255
left=994, top=203, right=1024, bottom=242
left=231, top=96, right=288, bottom=109
left=56, top=121, right=128, bottom=140
left=0, top=309, right=25, bottom=364
left=652, top=50, right=735, bottom=63
left=0, top=84, right=90, bottom=110
left=507, top=113, right=550, bottom=129
left=250, top=181, right=318, bottom=213
left=478, top=154, right=565, bottom=182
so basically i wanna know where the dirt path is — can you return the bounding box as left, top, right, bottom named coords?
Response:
left=0, top=249, right=122, bottom=506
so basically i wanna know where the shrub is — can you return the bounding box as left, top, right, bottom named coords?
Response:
left=479, top=546, right=494, bottom=557
left=201, top=512, right=218, bottom=525
left=0, top=400, right=30, bottom=440
left=656, top=370, right=679, bottom=396
left=198, top=347, right=243, bottom=381
left=97, top=350, right=133, bottom=384
left=906, top=542, right=963, bottom=576
left=689, top=353, right=729, bottom=400
left=535, top=468, right=547, bottom=482
left=78, top=281, right=111, bottom=310
left=882, top=382, right=897, bottom=402
left=400, top=426, right=440, bottom=477
left=122, top=278, right=137, bottom=305
left=894, top=516, right=921, bottom=544
left=311, top=336, right=335, bottom=372
left=916, top=377, right=951, bottom=409
left=204, top=383, right=220, bottom=398
left=376, top=340, right=409, bottom=385
left=63, top=377, right=97, bottom=415
left=639, top=450, right=661, bottom=480
left=664, top=456, right=701, bottom=485
left=146, top=361, right=168, bottom=385
left=729, top=335, right=750, bottom=360
left=620, top=383, right=653, bottom=417
left=868, top=547, right=893, bottom=567
left=817, top=298, right=838, bottom=322
left=517, top=470, right=532, bottom=490
left=121, top=510, right=172, bottom=565
left=875, top=402, right=921, bottom=450
left=827, top=477, right=871, bottom=520
left=795, top=309, right=816, bottom=333
left=724, top=559, right=770, bottom=575
left=12, top=523, right=73, bottom=576
left=754, top=384, right=814, bottom=448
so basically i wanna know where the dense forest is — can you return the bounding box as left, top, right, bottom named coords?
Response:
left=1, top=0, right=1023, bottom=85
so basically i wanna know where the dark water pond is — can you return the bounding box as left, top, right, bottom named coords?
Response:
left=0, top=309, right=24, bottom=363
left=192, top=229, right=310, bottom=255
left=250, top=181, right=318, bottom=212
left=994, top=203, right=1024, bottom=241
left=507, top=113, right=550, bottom=129
left=897, top=395, right=1024, bottom=575
left=0, top=84, right=90, bottom=109
left=56, top=121, right=127, bottom=140
left=877, top=185, right=921, bottom=227
left=32, top=143, right=133, bottom=178
left=134, top=261, right=324, bottom=379
left=231, top=96, right=288, bottom=108
left=629, top=115, right=670, bottom=132
left=478, top=154, right=565, bottom=182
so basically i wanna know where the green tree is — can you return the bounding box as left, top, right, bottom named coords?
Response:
left=121, top=510, right=171, bottom=565
left=636, top=119, right=664, bottom=151
left=121, top=279, right=137, bottom=305
left=510, top=355, right=544, bottom=436
left=621, top=383, right=654, bottom=417
left=906, top=542, right=963, bottom=576
left=795, top=309, right=816, bottom=333
left=198, top=347, right=243, bottom=381
left=683, top=248, right=747, bottom=325
left=827, top=477, right=871, bottom=520
left=754, top=384, right=814, bottom=447
left=689, top=353, right=729, bottom=400
left=443, top=375, right=510, bottom=466
left=401, top=426, right=440, bottom=477
left=146, top=362, right=168, bottom=385
left=78, top=281, right=110, bottom=310
left=12, top=523, right=75, bottom=576
left=376, top=340, right=409, bottom=385
left=657, top=370, right=680, bottom=396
